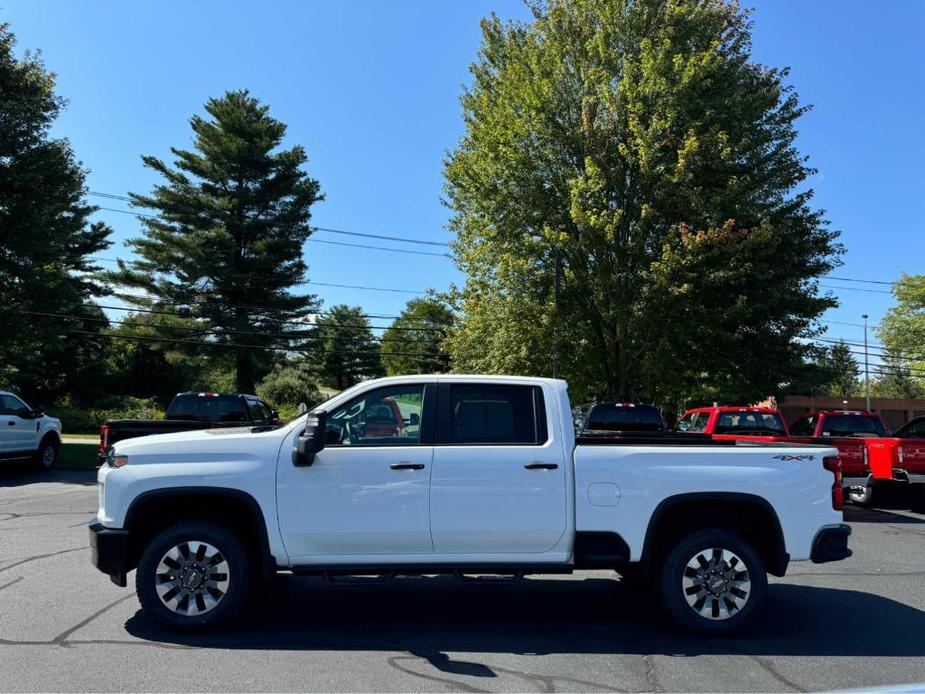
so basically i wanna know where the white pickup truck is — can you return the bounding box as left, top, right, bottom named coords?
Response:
left=90, top=375, right=851, bottom=633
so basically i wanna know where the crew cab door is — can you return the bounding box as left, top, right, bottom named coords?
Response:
left=276, top=383, right=436, bottom=561
left=0, top=394, right=37, bottom=453
left=429, top=382, right=567, bottom=555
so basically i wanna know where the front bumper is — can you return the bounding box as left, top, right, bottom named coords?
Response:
left=89, top=522, right=130, bottom=587
left=811, top=524, right=852, bottom=564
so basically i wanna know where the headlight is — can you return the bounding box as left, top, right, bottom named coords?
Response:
left=106, top=452, right=129, bottom=468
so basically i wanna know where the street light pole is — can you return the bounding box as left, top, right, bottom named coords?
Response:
left=862, top=314, right=871, bottom=411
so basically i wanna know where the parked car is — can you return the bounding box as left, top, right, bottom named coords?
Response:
left=0, top=390, right=62, bottom=470
left=99, top=392, right=279, bottom=458
left=90, top=375, right=850, bottom=634
left=574, top=402, right=666, bottom=434
left=676, top=406, right=789, bottom=442
left=892, top=416, right=925, bottom=490
left=787, top=410, right=903, bottom=505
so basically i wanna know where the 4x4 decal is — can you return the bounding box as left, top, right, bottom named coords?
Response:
left=772, top=454, right=815, bottom=461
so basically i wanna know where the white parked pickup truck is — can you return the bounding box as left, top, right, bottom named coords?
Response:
left=90, top=375, right=851, bottom=633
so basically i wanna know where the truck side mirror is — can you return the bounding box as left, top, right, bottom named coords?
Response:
left=409, top=412, right=420, bottom=426
left=293, top=411, right=327, bottom=467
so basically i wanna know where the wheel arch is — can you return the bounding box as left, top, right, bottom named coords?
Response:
left=640, top=492, right=789, bottom=578
left=123, top=486, right=275, bottom=578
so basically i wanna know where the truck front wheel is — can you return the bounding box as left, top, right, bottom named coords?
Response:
left=136, top=521, right=253, bottom=630
left=659, top=529, right=767, bottom=634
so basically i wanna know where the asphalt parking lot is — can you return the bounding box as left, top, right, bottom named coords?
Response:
left=2, top=465, right=925, bottom=693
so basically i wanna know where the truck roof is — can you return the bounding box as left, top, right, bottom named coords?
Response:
left=801, top=410, right=879, bottom=417
left=686, top=406, right=782, bottom=414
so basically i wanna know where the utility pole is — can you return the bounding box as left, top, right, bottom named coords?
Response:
left=552, top=245, right=562, bottom=379
left=862, top=313, right=871, bottom=411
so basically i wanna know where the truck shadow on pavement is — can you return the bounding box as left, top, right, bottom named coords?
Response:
left=0, top=467, right=97, bottom=488
left=125, top=574, right=925, bottom=658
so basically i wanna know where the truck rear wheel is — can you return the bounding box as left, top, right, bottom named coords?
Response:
left=136, top=520, right=253, bottom=630
left=659, top=529, right=767, bottom=634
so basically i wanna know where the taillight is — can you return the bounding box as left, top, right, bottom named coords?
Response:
left=823, top=455, right=844, bottom=511
left=99, top=424, right=109, bottom=453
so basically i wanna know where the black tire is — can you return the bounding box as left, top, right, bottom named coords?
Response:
left=847, top=485, right=874, bottom=506
left=136, top=520, right=253, bottom=631
left=32, top=436, right=59, bottom=471
left=659, top=528, right=767, bottom=634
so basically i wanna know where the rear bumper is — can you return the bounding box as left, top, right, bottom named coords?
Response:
left=811, top=524, right=852, bottom=564
left=844, top=470, right=925, bottom=487
left=89, top=522, right=130, bottom=587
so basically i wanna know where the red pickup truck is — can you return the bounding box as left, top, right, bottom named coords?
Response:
left=676, top=407, right=789, bottom=442
left=677, top=406, right=921, bottom=505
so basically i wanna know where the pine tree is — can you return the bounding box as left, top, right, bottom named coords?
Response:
left=0, top=23, right=112, bottom=402
left=105, top=90, right=322, bottom=393
left=309, top=305, right=383, bottom=390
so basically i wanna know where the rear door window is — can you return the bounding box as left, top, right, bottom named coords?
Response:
left=822, top=415, right=885, bottom=437
left=714, top=412, right=785, bottom=435
left=584, top=404, right=664, bottom=432
left=790, top=416, right=815, bottom=436
left=446, top=384, right=547, bottom=445
left=168, top=395, right=249, bottom=422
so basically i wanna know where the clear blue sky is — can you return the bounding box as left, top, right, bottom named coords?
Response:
left=4, top=0, right=923, bottom=359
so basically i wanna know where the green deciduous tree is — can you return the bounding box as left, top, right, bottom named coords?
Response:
left=381, top=297, right=453, bottom=376
left=309, top=305, right=383, bottom=390
left=104, top=90, right=322, bottom=393
left=873, top=274, right=925, bottom=398
left=444, top=0, right=841, bottom=404
left=0, top=23, right=112, bottom=403
left=256, top=362, right=323, bottom=410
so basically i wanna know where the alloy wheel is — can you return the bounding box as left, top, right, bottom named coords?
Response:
left=154, top=541, right=230, bottom=616
left=681, top=547, right=751, bottom=620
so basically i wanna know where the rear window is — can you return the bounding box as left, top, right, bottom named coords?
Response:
left=584, top=404, right=665, bottom=432
left=714, top=412, right=785, bottom=435
left=677, top=411, right=709, bottom=433
left=449, top=384, right=546, bottom=445
left=167, top=395, right=249, bottom=422
left=822, top=415, right=885, bottom=438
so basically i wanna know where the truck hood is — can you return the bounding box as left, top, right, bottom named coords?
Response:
left=112, top=425, right=287, bottom=461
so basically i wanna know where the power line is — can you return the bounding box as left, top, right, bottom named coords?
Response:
left=820, top=283, right=892, bottom=295
left=68, top=329, right=449, bottom=359
left=93, top=303, right=449, bottom=333
left=88, top=256, right=429, bottom=294
left=826, top=275, right=893, bottom=286
left=89, top=194, right=452, bottom=248
left=22, top=310, right=441, bottom=346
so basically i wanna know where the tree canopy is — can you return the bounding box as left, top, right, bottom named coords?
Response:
left=444, top=0, right=841, bottom=404
left=0, top=23, right=112, bottom=403
left=381, top=297, right=453, bottom=376
left=104, top=90, right=322, bottom=393
left=875, top=274, right=925, bottom=398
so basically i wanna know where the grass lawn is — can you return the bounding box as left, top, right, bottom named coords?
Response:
left=58, top=443, right=100, bottom=469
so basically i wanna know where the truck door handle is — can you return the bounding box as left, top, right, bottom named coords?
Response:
left=6, top=421, right=14, bottom=426
left=524, top=462, right=558, bottom=470
left=390, top=462, right=425, bottom=470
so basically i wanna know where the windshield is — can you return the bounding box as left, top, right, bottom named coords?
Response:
left=821, top=415, right=886, bottom=437
left=167, top=395, right=249, bottom=422
left=583, top=404, right=665, bottom=432
left=714, top=411, right=785, bottom=434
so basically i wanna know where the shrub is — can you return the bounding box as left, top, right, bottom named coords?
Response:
left=256, top=364, right=323, bottom=412
left=46, top=396, right=163, bottom=435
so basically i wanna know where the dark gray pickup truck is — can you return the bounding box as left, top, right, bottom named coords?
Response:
left=98, top=392, right=279, bottom=458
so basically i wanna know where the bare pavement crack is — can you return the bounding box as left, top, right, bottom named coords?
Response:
left=0, top=594, right=193, bottom=651
left=0, top=546, right=85, bottom=575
